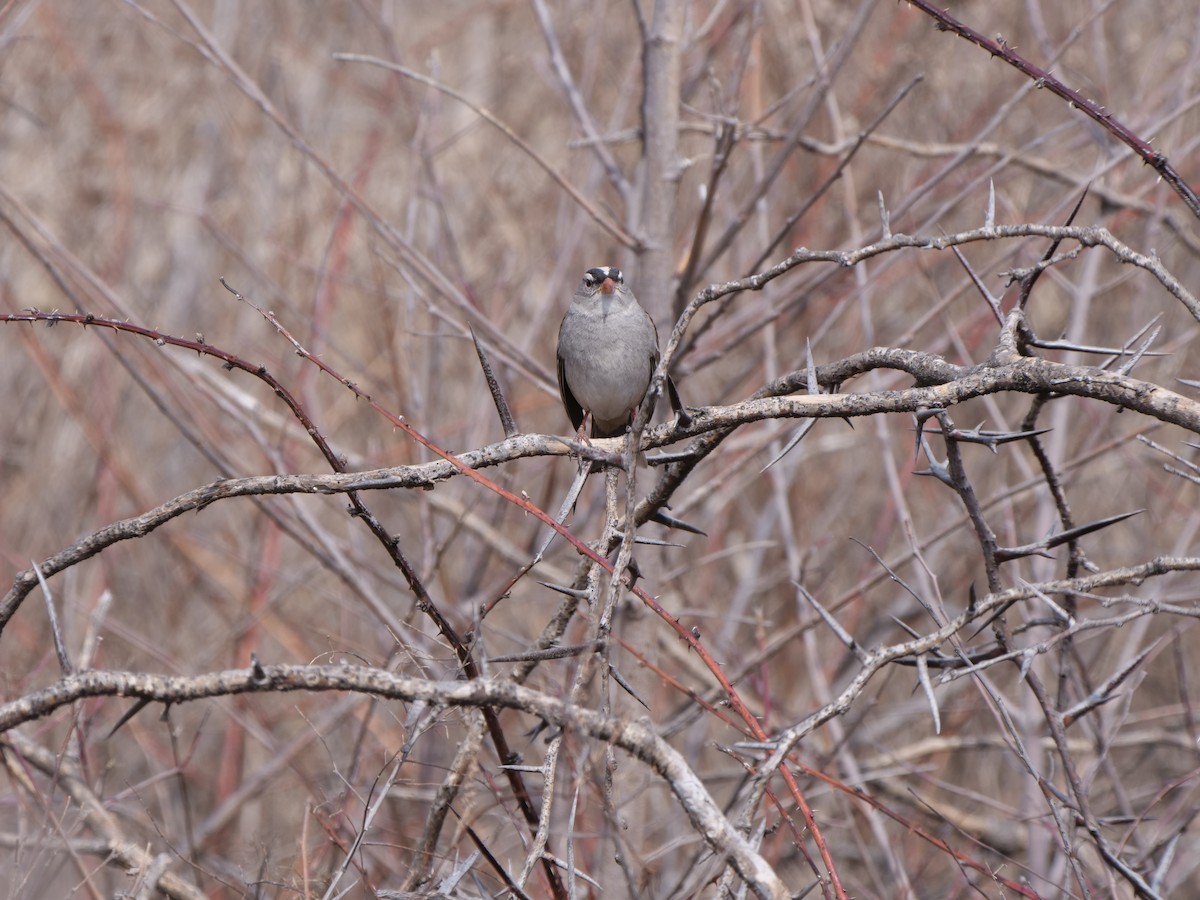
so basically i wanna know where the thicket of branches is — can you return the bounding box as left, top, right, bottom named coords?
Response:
left=3, top=2, right=1200, bottom=898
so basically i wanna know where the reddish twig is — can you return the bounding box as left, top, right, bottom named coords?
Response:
left=906, top=0, right=1200, bottom=219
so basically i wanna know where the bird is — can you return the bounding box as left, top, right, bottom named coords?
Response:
left=556, top=266, right=661, bottom=439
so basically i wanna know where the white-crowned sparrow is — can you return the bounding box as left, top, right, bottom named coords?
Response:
left=556, top=266, right=661, bottom=439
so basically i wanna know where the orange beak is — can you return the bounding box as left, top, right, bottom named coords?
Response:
left=600, top=277, right=616, bottom=294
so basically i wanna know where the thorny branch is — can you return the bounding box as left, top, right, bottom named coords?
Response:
left=5, top=2, right=1200, bottom=898
left=906, top=0, right=1200, bottom=219
left=5, top=207, right=1200, bottom=894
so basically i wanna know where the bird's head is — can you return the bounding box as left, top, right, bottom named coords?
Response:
left=582, top=266, right=623, bottom=295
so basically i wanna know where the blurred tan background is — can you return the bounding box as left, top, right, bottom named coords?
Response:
left=3, top=0, right=1200, bottom=896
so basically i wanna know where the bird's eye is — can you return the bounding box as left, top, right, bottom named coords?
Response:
left=583, top=267, right=611, bottom=287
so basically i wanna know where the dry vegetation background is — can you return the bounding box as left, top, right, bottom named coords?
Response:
left=3, top=1, right=1200, bottom=898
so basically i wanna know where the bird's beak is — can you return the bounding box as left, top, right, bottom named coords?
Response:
left=600, top=277, right=616, bottom=294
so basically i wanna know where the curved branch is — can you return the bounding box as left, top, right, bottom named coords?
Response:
left=5, top=345, right=1198, bottom=632
left=0, top=664, right=789, bottom=900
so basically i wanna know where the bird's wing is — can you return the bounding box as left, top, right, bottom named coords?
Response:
left=650, top=314, right=661, bottom=376
left=557, top=348, right=585, bottom=432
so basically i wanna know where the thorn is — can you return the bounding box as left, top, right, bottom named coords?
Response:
left=878, top=190, right=891, bottom=238
left=649, top=509, right=707, bottom=535
left=633, top=536, right=686, bottom=547
left=538, top=581, right=590, bottom=599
